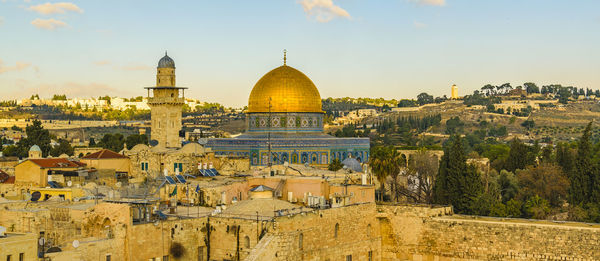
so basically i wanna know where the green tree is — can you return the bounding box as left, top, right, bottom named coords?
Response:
left=49, top=138, right=74, bottom=157
left=555, top=142, right=575, bottom=173
left=369, top=146, right=403, bottom=201
left=328, top=158, right=343, bottom=171
left=10, top=120, right=52, bottom=158
left=570, top=122, right=593, bottom=205
left=517, top=163, right=569, bottom=207
left=98, top=133, right=125, bottom=152
left=125, top=134, right=148, bottom=150
left=504, top=138, right=534, bottom=172
left=445, top=117, right=464, bottom=134
left=524, top=82, right=540, bottom=94
left=433, top=136, right=483, bottom=213
left=416, top=92, right=434, bottom=106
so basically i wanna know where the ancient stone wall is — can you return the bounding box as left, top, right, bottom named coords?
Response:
left=378, top=204, right=600, bottom=261
left=251, top=203, right=381, bottom=261
left=126, top=217, right=209, bottom=261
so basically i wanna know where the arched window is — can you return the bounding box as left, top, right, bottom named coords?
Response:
left=299, top=233, right=303, bottom=250
left=244, top=236, right=250, bottom=248
left=367, top=224, right=372, bottom=237
left=334, top=223, right=339, bottom=238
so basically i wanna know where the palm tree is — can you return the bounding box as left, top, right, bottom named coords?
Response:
left=370, top=146, right=404, bottom=202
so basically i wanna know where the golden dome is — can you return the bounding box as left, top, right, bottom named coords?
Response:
left=248, top=65, right=322, bottom=113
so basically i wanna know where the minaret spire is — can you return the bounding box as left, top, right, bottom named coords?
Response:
left=165, top=50, right=168, bottom=56
left=283, top=49, right=287, bottom=66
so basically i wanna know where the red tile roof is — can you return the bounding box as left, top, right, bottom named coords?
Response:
left=2, top=176, right=15, bottom=184
left=81, top=149, right=128, bottom=159
left=27, top=158, right=85, bottom=168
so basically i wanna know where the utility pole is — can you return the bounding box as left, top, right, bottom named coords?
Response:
left=268, top=97, right=272, bottom=174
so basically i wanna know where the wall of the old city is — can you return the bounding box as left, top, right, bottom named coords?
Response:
left=377, top=204, right=600, bottom=261
left=261, top=203, right=381, bottom=261
left=126, top=217, right=209, bottom=261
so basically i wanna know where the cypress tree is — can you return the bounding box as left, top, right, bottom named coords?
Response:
left=433, top=136, right=483, bottom=213
left=570, top=122, right=594, bottom=205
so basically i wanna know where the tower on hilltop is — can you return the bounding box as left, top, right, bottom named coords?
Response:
left=451, top=84, right=459, bottom=99
left=145, top=52, right=187, bottom=148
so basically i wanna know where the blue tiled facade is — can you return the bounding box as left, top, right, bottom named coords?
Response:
left=206, top=112, right=370, bottom=166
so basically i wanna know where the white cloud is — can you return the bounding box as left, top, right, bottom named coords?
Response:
left=299, top=0, right=351, bottom=23
left=413, top=21, right=427, bottom=28
left=28, top=2, right=83, bottom=15
left=0, top=59, right=32, bottom=74
left=31, top=18, right=67, bottom=30
left=410, top=0, right=445, bottom=6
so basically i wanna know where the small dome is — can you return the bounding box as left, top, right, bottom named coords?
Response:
left=342, top=157, right=363, bottom=172
left=248, top=65, right=322, bottom=113
left=158, top=52, right=175, bottom=68
left=29, top=145, right=41, bottom=152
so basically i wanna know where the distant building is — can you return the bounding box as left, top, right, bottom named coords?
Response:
left=451, top=84, right=459, bottom=99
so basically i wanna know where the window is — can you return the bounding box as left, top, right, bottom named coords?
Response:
left=163, top=256, right=169, bottom=261
left=346, top=255, right=352, bottom=261
left=141, top=162, right=149, bottom=171
left=298, top=233, right=303, bottom=250
left=7, top=255, right=12, bottom=261
left=198, top=246, right=205, bottom=261
left=244, top=236, right=250, bottom=248
left=334, top=223, right=339, bottom=238
left=18, top=254, right=23, bottom=261
left=105, top=254, right=111, bottom=261
left=368, top=251, right=373, bottom=261
left=173, top=163, right=183, bottom=173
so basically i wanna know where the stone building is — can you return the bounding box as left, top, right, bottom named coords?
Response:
left=145, top=52, right=186, bottom=149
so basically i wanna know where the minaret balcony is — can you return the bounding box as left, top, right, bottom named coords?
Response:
left=147, top=97, right=185, bottom=105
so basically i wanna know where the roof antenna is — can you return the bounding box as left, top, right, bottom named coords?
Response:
left=283, top=49, right=287, bottom=66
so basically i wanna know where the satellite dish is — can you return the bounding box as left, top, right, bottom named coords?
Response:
left=38, top=237, right=45, bottom=246
left=67, top=181, right=72, bottom=187
left=31, top=191, right=41, bottom=202
left=72, top=240, right=79, bottom=248
left=149, top=140, right=159, bottom=147
left=284, top=161, right=289, bottom=167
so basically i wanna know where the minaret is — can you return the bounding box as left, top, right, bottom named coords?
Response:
left=145, top=52, right=187, bottom=148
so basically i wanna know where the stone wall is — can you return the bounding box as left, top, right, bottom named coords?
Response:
left=248, top=203, right=381, bottom=261
left=377, top=204, right=600, bottom=261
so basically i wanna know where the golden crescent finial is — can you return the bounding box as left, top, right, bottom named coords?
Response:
left=283, top=49, right=287, bottom=66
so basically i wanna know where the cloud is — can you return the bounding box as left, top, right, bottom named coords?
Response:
left=27, top=2, right=83, bottom=15
left=299, top=0, right=351, bottom=23
left=414, top=21, right=427, bottom=28
left=93, top=60, right=111, bottom=66
left=31, top=18, right=67, bottom=30
left=0, top=59, right=32, bottom=74
left=410, top=0, right=445, bottom=6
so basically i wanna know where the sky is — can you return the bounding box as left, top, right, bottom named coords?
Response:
left=0, top=0, right=599, bottom=107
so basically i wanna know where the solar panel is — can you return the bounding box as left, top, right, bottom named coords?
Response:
left=210, top=168, right=220, bottom=176
left=165, top=176, right=176, bottom=184
left=48, top=181, right=62, bottom=188
left=200, top=169, right=209, bottom=177
left=176, top=175, right=186, bottom=183
left=206, top=169, right=215, bottom=176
